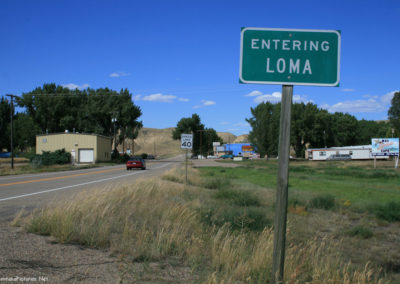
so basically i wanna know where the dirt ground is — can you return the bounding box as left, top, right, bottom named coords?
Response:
left=0, top=222, right=195, bottom=283
left=0, top=223, right=119, bottom=283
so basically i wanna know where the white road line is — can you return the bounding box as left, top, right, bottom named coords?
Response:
left=0, top=165, right=125, bottom=181
left=0, top=162, right=172, bottom=202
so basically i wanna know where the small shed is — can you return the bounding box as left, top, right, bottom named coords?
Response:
left=36, top=132, right=112, bottom=163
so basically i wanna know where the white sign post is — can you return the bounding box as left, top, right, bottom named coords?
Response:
left=181, top=134, right=193, bottom=185
left=181, top=134, right=193, bottom=149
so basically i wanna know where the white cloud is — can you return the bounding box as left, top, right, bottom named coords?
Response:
left=109, top=72, right=130, bottom=78
left=234, top=122, right=250, bottom=127
left=134, top=93, right=188, bottom=103
left=325, top=90, right=399, bottom=113
left=249, top=91, right=311, bottom=104
left=245, top=90, right=263, bottom=97
left=220, top=121, right=230, bottom=125
left=328, top=99, right=385, bottom=113
left=253, top=92, right=282, bottom=103
left=362, top=94, right=379, bottom=99
left=202, top=100, right=215, bottom=106
left=142, top=93, right=177, bottom=103
left=381, top=90, right=398, bottom=104
left=341, top=88, right=355, bottom=92
left=193, top=100, right=216, bottom=109
left=63, top=83, right=90, bottom=90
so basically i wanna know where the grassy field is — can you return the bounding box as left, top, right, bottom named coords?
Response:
left=14, top=160, right=400, bottom=283
left=208, top=159, right=400, bottom=211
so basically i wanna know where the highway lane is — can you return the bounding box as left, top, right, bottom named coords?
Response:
left=0, top=156, right=183, bottom=221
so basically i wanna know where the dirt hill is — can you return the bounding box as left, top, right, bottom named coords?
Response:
left=217, top=132, right=237, bottom=144
left=234, top=134, right=249, bottom=143
left=118, top=128, right=248, bottom=158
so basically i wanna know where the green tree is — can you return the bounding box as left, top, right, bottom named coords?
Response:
left=172, top=114, right=222, bottom=156
left=0, top=96, right=11, bottom=151
left=357, top=119, right=390, bottom=144
left=17, top=84, right=142, bottom=149
left=18, top=83, right=82, bottom=134
left=14, top=113, right=41, bottom=151
left=291, top=103, right=324, bottom=157
left=201, top=128, right=223, bottom=155
left=331, top=112, right=359, bottom=146
left=388, top=91, right=400, bottom=136
left=246, top=102, right=280, bottom=157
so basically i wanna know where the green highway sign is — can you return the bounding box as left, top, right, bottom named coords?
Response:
left=240, top=28, right=341, bottom=86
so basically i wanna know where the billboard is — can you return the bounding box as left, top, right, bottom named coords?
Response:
left=242, top=145, right=254, bottom=152
left=371, top=138, right=399, bottom=156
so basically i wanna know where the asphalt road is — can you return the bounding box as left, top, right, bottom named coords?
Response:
left=0, top=156, right=183, bottom=222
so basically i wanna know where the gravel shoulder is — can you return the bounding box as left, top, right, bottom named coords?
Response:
left=0, top=222, right=119, bottom=283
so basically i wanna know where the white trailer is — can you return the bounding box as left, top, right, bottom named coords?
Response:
left=307, top=145, right=388, bottom=161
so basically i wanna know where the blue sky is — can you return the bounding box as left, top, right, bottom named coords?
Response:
left=1, top=0, right=399, bottom=135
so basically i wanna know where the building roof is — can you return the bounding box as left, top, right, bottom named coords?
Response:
left=308, top=145, right=371, bottom=151
left=36, top=132, right=112, bottom=140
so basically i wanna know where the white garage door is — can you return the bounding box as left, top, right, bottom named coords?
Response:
left=79, top=149, right=94, bottom=163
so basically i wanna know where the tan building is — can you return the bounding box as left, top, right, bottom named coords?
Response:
left=36, top=133, right=112, bottom=163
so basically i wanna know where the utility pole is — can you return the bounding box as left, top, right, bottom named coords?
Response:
left=112, top=117, right=117, bottom=151
left=196, top=129, right=208, bottom=159
left=6, top=95, right=17, bottom=169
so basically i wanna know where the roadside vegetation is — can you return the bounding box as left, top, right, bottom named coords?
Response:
left=13, top=159, right=400, bottom=282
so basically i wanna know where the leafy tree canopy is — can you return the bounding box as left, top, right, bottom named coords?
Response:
left=15, top=83, right=142, bottom=150
left=247, top=101, right=390, bottom=158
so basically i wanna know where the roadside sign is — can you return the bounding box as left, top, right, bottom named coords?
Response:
left=371, top=138, right=399, bottom=156
left=181, top=134, right=193, bottom=149
left=240, top=27, right=341, bottom=86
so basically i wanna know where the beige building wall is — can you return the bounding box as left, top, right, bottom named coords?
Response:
left=36, top=133, right=112, bottom=162
left=97, top=136, right=113, bottom=161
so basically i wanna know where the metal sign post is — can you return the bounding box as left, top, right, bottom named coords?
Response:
left=181, top=134, right=193, bottom=185
left=272, top=85, right=293, bottom=283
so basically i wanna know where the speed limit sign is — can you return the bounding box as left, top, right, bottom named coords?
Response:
left=181, top=134, right=193, bottom=149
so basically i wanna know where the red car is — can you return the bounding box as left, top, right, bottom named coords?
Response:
left=126, top=158, right=146, bottom=170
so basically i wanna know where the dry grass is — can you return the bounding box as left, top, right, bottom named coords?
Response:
left=17, top=167, right=391, bottom=283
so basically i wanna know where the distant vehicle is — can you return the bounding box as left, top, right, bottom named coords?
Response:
left=0, top=152, right=11, bottom=158
left=146, top=154, right=155, bottom=159
left=191, top=155, right=198, bottom=159
left=207, top=155, right=217, bottom=159
left=220, top=154, right=233, bottom=159
left=327, top=154, right=352, bottom=161
left=126, top=157, right=146, bottom=170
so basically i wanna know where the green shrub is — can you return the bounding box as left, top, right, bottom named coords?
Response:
left=111, top=150, right=130, bottom=163
left=346, top=225, right=373, bottom=239
left=202, top=178, right=229, bottom=190
left=309, top=194, right=335, bottom=210
left=288, top=197, right=307, bottom=208
left=200, top=206, right=270, bottom=231
left=141, top=153, right=148, bottom=159
left=372, top=202, right=400, bottom=222
left=215, top=189, right=260, bottom=207
left=30, top=149, right=71, bottom=166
